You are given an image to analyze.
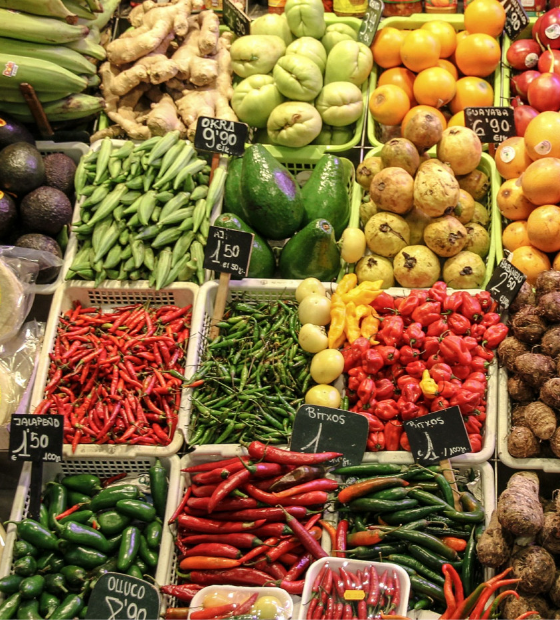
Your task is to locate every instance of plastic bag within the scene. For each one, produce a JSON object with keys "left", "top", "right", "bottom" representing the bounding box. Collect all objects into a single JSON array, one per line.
[{"left": 0, "top": 247, "right": 61, "bottom": 345}]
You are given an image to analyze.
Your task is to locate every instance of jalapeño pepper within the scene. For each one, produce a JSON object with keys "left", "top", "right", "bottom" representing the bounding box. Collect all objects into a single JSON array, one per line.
[
  {"left": 115, "top": 499, "right": 156, "bottom": 522},
  {"left": 60, "top": 566, "right": 87, "bottom": 589},
  {"left": 0, "top": 576, "right": 22, "bottom": 595},
  {"left": 59, "top": 510, "right": 93, "bottom": 526},
  {"left": 127, "top": 565, "right": 143, "bottom": 579},
  {"left": 105, "top": 534, "right": 123, "bottom": 555},
  {"left": 48, "top": 484, "right": 67, "bottom": 530},
  {"left": 88, "top": 557, "right": 118, "bottom": 580},
  {"left": 61, "top": 475, "right": 101, "bottom": 496},
  {"left": 63, "top": 545, "right": 107, "bottom": 570},
  {"left": 117, "top": 526, "right": 140, "bottom": 571},
  {"left": 37, "top": 554, "right": 64, "bottom": 574},
  {"left": 88, "top": 485, "right": 139, "bottom": 512},
  {"left": 49, "top": 594, "right": 84, "bottom": 620},
  {"left": 66, "top": 492, "right": 90, "bottom": 507},
  {"left": 43, "top": 574, "right": 67, "bottom": 596},
  {"left": 38, "top": 505, "right": 49, "bottom": 530},
  {"left": 60, "top": 522, "right": 109, "bottom": 553},
  {"left": 19, "top": 576, "right": 44, "bottom": 600},
  {"left": 97, "top": 510, "right": 131, "bottom": 536},
  {"left": 149, "top": 459, "right": 168, "bottom": 520},
  {"left": 39, "top": 592, "right": 60, "bottom": 619},
  {"left": 10, "top": 520, "right": 58, "bottom": 551},
  {"left": 138, "top": 535, "right": 158, "bottom": 568},
  {"left": 144, "top": 520, "right": 162, "bottom": 549},
  {"left": 13, "top": 541, "right": 37, "bottom": 560},
  {"left": 13, "top": 557, "right": 37, "bottom": 578},
  {"left": 0, "top": 593, "right": 20, "bottom": 620},
  {"left": 15, "top": 599, "right": 41, "bottom": 620}
]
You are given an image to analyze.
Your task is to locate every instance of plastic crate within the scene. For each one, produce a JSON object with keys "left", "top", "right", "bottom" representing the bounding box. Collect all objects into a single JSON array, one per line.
[
  {"left": 30, "top": 141, "right": 89, "bottom": 295},
  {"left": 361, "top": 149, "right": 500, "bottom": 288},
  {"left": 0, "top": 455, "right": 181, "bottom": 607},
  {"left": 61, "top": 139, "right": 227, "bottom": 286},
  {"left": 367, "top": 14, "right": 503, "bottom": 148},
  {"left": 29, "top": 281, "right": 198, "bottom": 458}
]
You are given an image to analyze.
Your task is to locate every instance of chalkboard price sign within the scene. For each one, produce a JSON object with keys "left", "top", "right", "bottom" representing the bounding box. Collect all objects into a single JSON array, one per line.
[
  {"left": 203, "top": 226, "right": 253, "bottom": 278},
  {"left": 223, "top": 0, "right": 251, "bottom": 36},
  {"left": 500, "top": 0, "right": 529, "bottom": 40},
  {"left": 358, "top": 0, "right": 384, "bottom": 46},
  {"left": 9, "top": 414, "right": 63, "bottom": 463},
  {"left": 194, "top": 116, "right": 248, "bottom": 157},
  {"left": 403, "top": 407, "right": 471, "bottom": 465},
  {"left": 290, "top": 405, "right": 368, "bottom": 468},
  {"left": 486, "top": 258, "right": 527, "bottom": 310},
  {"left": 86, "top": 573, "right": 160, "bottom": 620},
  {"left": 464, "top": 107, "right": 516, "bottom": 143}
]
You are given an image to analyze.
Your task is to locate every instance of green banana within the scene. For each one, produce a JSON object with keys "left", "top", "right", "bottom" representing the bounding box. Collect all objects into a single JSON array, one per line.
[
  {"left": 0, "top": 8, "right": 88, "bottom": 43},
  {"left": 66, "top": 29, "right": 106, "bottom": 60},
  {"left": 0, "top": 0, "right": 78, "bottom": 23},
  {"left": 0, "top": 39, "right": 96, "bottom": 75},
  {"left": 0, "top": 94, "right": 104, "bottom": 122}
]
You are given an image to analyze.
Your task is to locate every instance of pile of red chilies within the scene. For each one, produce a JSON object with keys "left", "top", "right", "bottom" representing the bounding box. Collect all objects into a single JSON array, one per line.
[
  {"left": 162, "top": 442, "right": 342, "bottom": 613},
  {"left": 307, "top": 562, "right": 402, "bottom": 620},
  {"left": 35, "top": 302, "right": 192, "bottom": 450}
]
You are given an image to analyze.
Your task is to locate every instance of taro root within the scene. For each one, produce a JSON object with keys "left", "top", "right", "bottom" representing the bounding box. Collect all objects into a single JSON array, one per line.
[
  {"left": 512, "top": 405, "right": 530, "bottom": 428},
  {"left": 476, "top": 509, "right": 511, "bottom": 568},
  {"left": 551, "top": 572, "right": 560, "bottom": 608},
  {"left": 536, "top": 269, "right": 560, "bottom": 300},
  {"left": 514, "top": 353, "right": 555, "bottom": 388},
  {"left": 539, "top": 512, "right": 560, "bottom": 554},
  {"left": 502, "top": 594, "right": 550, "bottom": 620},
  {"left": 540, "top": 378, "right": 560, "bottom": 409},
  {"left": 498, "top": 472, "right": 543, "bottom": 536},
  {"left": 507, "top": 426, "right": 540, "bottom": 459},
  {"left": 524, "top": 401, "right": 558, "bottom": 440},
  {"left": 508, "top": 376, "right": 535, "bottom": 402},
  {"left": 511, "top": 545, "right": 556, "bottom": 594},
  {"left": 510, "top": 281, "right": 537, "bottom": 314},
  {"left": 542, "top": 326, "right": 560, "bottom": 359},
  {"left": 550, "top": 426, "right": 560, "bottom": 458},
  {"left": 511, "top": 305, "right": 547, "bottom": 344},
  {"left": 539, "top": 292, "right": 560, "bottom": 323},
  {"left": 498, "top": 337, "right": 530, "bottom": 372}
]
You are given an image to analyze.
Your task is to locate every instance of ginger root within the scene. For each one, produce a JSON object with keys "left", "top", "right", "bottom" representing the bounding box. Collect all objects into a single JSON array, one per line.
[
  {"left": 146, "top": 93, "right": 187, "bottom": 137},
  {"left": 198, "top": 10, "right": 220, "bottom": 56}
]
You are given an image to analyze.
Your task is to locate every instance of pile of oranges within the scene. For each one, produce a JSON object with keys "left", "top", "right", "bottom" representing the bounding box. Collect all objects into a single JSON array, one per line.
[
  {"left": 369, "top": 0, "right": 505, "bottom": 131},
  {"left": 496, "top": 112, "right": 560, "bottom": 283}
]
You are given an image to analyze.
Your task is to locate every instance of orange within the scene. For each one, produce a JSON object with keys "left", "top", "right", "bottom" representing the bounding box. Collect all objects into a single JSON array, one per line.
[
  {"left": 450, "top": 30, "right": 470, "bottom": 65},
  {"left": 421, "top": 21, "right": 457, "bottom": 58},
  {"left": 413, "top": 67, "right": 457, "bottom": 108},
  {"left": 401, "top": 105, "right": 448, "bottom": 134},
  {"left": 372, "top": 28, "right": 407, "bottom": 69},
  {"left": 378, "top": 68, "right": 417, "bottom": 106},
  {"left": 524, "top": 111, "right": 560, "bottom": 160},
  {"left": 510, "top": 245, "right": 551, "bottom": 284},
  {"left": 369, "top": 85, "right": 411, "bottom": 126},
  {"left": 448, "top": 111, "right": 465, "bottom": 127},
  {"left": 400, "top": 30, "right": 441, "bottom": 73},
  {"left": 520, "top": 157, "right": 560, "bottom": 205},
  {"left": 497, "top": 178, "right": 536, "bottom": 220},
  {"left": 554, "top": 253, "right": 560, "bottom": 270},
  {"left": 527, "top": 205, "right": 560, "bottom": 252},
  {"left": 449, "top": 76, "right": 494, "bottom": 114},
  {"left": 502, "top": 221, "right": 531, "bottom": 252},
  {"left": 495, "top": 137, "right": 532, "bottom": 179},
  {"left": 455, "top": 34, "right": 501, "bottom": 78},
  {"left": 437, "top": 59, "right": 459, "bottom": 80},
  {"left": 464, "top": 0, "right": 506, "bottom": 37}
]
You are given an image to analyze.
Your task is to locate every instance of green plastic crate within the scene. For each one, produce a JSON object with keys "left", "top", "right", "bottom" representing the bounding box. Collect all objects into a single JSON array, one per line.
[
  {"left": 367, "top": 14, "right": 503, "bottom": 148},
  {"left": 358, "top": 147, "right": 500, "bottom": 287}
]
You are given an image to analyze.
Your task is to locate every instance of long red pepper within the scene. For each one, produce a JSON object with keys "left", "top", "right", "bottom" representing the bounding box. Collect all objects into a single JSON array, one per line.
[
  {"left": 285, "top": 553, "right": 313, "bottom": 581},
  {"left": 177, "top": 514, "right": 266, "bottom": 533},
  {"left": 160, "top": 584, "right": 203, "bottom": 602},
  {"left": 281, "top": 508, "right": 328, "bottom": 560},
  {"left": 190, "top": 506, "right": 308, "bottom": 522},
  {"left": 179, "top": 533, "right": 263, "bottom": 548},
  {"left": 248, "top": 441, "right": 343, "bottom": 465},
  {"left": 181, "top": 544, "right": 242, "bottom": 560},
  {"left": 188, "top": 497, "right": 258, "bottom": 512},
  {"left": 189, "top": 592, "right": 258, "bottom": 620},
  {"left": 336, "top": 520, "right": 348, "bottom": 558},
  {"left": 183, "top": 457, "right": 250, "bottom": 473},
  {"left": 180, "top": 568, "right": 273, "bottom": 587},
  {"left": 273, "top": 479, "right": 339, "bottom": 498}
]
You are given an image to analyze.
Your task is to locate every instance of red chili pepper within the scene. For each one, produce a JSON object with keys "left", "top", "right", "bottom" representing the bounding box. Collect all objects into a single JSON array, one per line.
[
  {"left": 375, "top": 400, "right": 399, "bottom": 421},
  {"left": 371, "top": 292, "right": 395, "bottom": 314},
  {"left": 412, "top": 301, "right": 441, "bottom": 326},
  {"left": 177, "top": 515, "right": 266, "bottom": 533},
  {"left": 273, "top": 479, "right": 339, "bottom": 499},
  {"left": 396, "top": 295, "right": 419, "bottom": 316},
  {"left": 397, "top": 399, "right": 420, "bottom": 421},
  {"left": 284, "top": 553, "right": 312, "bottom": 581},
  {"left": 476, "top": 290, "right": 496, "bottom": 313},
  {"left": 401, "top": 377, "right": 422, "bottom": 402},
  {"left": 426, "top": 317, "right": 448, "bottom": 337},
  {"left": 423, "top": 336, "right": 440, "bottom": 357},
  {"left": 357, "top": 377, "right": 376, "bottom": 403},
  {"left": 448, "top": 313, "right": 471, "bottom": 335},
  {"left": 189, "top": 592, "right": 258, "bottom": 619},
  {"left": 402, "top": 322, "right": 425, "bottom": 348},
  {"left": 375, "top": 379, "right": 396, "bottom": 401},
  {"left": 484, "top": 323, "right": 508, "bottom": 349},
  {"left": 188, "top": 497, "right": 258, "bottom": 512},
  {"left": 429, "top": 363, "right": 453, "bottom": 382},
  {"left": 335, "top": 519, "right": 348, "bottom": 558},
  {"left": 55, "top": 502, "right": 84, "bottom": 521},
  {"left": 160, "top": 584, "right": 203, "bottom": 603},
  {"left": 398, "top": 346, "right": 420, "bottom": 366},
  {"left": 362, "top": 349, "right": 384, "bottom": 375},
  {"left": 378, "top": 316, "right": 404, "bottom": 347},
  {"left": 442, "top": 537, "right": 468, "bottom": 552},
  {"left": 180, "top": 567, "right": 274, "bottom": 587},
  {"left": 280, "top": 508, "right": 328, "bottom": 560},
  {"left": 248, "top": 442, "right": 342, "bottom": 465},
  {"left": 384, "top": 419, "right": 403, "bottom": 451}
]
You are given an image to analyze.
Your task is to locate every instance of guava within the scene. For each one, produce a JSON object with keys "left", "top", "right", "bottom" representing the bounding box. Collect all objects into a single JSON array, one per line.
[
  {"left": 424, "top": 215, "right": 468, "bottom": 258},
  {"left": 393, "top": 245, "right": 441, "bottom": 288},
  {"left": 355, "top": 254, "right": 394, "bottom": 288},
  {"left": 443, "top": 251, "right": 486, "bottom": 289},
  {"left": 458, "top": 169, "right": 490, "bottom": 201},
  {"left": 452, "top": 189, "right": 475, "bottom": 224},
  {"left": 437, "top": 127, "right": 482, "bottom": 176},
  {"left": 403, "top": 109, "right": 443, "bottom": 153},
  {"left": 364, "top": 212, "right": 410, "bottom": 258},
  {"left": 356, "top": 157, "right": 383, "bottom": 189},
  {"left": 405, "top": 207, "right": 432, "bottom": 245},
  {"left": 360, "top": 198, "right": 378, "bottom": 227},
  {"left": 471, "top": 202, "right": 490, "bottom": 227},
  {"left": 370, "top": 167, "right": 414, "bottom": 215},
  {"left": 464, "top": 222, "right": 490, "bottom": 258},
  {"left": 381, "top": 138, "right": 420, "bottom": 176},
  {"left": 414, "top": 162, "right": 460, "bottom": 218}
]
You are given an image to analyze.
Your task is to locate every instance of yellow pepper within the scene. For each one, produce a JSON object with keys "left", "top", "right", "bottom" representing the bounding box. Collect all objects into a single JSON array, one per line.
[
  {"left": 328, "top": 293, "right": 346, "bottom": 349},
  {"left": 337, "top": 273, "right": 357, "bottom": 296},
  {"left": 419, "top": 370, "right": 438, "bottom": 399},
  {"left": 341, "top": 280, "right": 384, "bottom": 306},
  {"left": 344, "top": 302, "right": 362, "bottom": 344},
  {"left": 361, "top": 309, "right": 380, "bottom": 342}
]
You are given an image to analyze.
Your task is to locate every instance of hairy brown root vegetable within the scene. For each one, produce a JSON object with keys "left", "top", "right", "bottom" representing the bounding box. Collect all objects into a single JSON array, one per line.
[
  {"left": 524, "top": 401, "right": 558, "bottom": 440},
  {"left": 508, "top": 426, "right": 540, "bottom": 458},
  {"left": 515, "top": 353, "right": 556, "bottom": 388},
  {"left": 551, "top": 573, "right": 560, "bottom": 608},
  {"left": 539, "top": 292, "right": 560, "bottom": 323},
  {"left": 512, "top": 405, "right": 530, "bottom": 428},
  {"left": 549, "top": 426, "right": 560, "bottom": 458},
  {"left": 511, "top": 545, "right": 556, "bottom": 593},
  {"left": 512, "top": 305, "right": 548, "bottom": 344},
  {"left": 536, "top": 269, "right": 560, "bottom": 300},
  {"left": 539, "top": 512, "right": 560, "bottom": 554},
  {"left": 498, "top": 471, "right": 544, "bottom": 536},
  {"left": 502, "top": 594, "right": 550, "bottom": 620},
  {"left": 476, "top": 509, "right": 511, "bottom": 568},
  {"left": 510, "top": 281, "right": 537, "bottom": 314},
  {"left": 508, "top": 376, "right": 536, "bottom": 402},
  {"left": 540, "top": 378, "right": 560, "bottom": 410},
  {"left": 541, "top": 326, "right": 560, "bottom": 359},
  {"left": 498, "top": 337, "right": 530, "bottom": 372}
]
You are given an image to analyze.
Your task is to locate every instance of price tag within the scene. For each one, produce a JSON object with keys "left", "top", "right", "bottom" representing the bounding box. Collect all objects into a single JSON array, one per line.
[
  {"left": 9, "top": 414, "right": 63, "bottom": 463},
  {"left": 358, "top": 0, "right": 384, "bottom": 46},
  {"left": 464, "top": 107, "right": 516, "bottom": 143},
  {"left": 344, "top": 590, "right": 366, "bottom": 601},
  {"left": 223, "top": 0, "right": 251, "bottom": 36},
  {"left": 194, "top": 116, "right": 248, "bottom": 157},
  {"left": 486, "top": 258, "right": 527, "bottom": 310},
  {"left": 290, "top": 405, "right": 368, "bottom": 468},
  {"left": 403, "top": 407, "right": 471, "bottom": 465},
  {"left": 86, "top": 573, "right": 160, "bottom": 620},
  {"left": 203, "top": 226, "right": 253, "bottom": 278},
  {"left": 500, "top": 0, "right": 529, "bottom": 40}
]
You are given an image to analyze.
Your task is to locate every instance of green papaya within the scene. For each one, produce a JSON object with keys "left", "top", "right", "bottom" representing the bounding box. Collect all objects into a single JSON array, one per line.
[
  {"left": 301, "top": 154, "right": 350, "bottom": 238},
  {"left": 279, "top": 218, "right": 340, "bottom": 280},
  {"left": 241, "top": 145, "right": 304, "bottom": 240},
  {"left": 214, "top": 213, "right": 276, "bottom": 278},
  {"left": 223, "top": 157, "right": 250, "bottom": 222}
]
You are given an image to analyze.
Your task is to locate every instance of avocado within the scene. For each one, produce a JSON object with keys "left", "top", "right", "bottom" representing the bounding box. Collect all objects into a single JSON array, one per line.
[
  {"left": 0, "top": 191, "right": 17, "bottom": 237},
  {"left": 223, "top": 157, "right": 250, "bottom": 222},
  {"left": 279, "top": 218, "right": 340, "bottom": 280},
  {"left": 241, "top": 145, "right": 304, "bottom": 240},
  {"left": 20, "top": 186, "right": 72, "bottom": 235},
  {"left": 0, "top": 114, "right": 35, "bottom": 150},
  {"left": 214, "top": 213, "right": 276, "bottom": 278},
  {"left": 0, "top": 142, "right": 45, "bottom": 196},
  {"left": 44, "top": 153, "right": 76, "bottom": 196},
  {"left": 15, "top": 233, "right": 62, "bottom": 284},
  {"left": 301, "top": 155, "right": 350, "bottom": 239}
]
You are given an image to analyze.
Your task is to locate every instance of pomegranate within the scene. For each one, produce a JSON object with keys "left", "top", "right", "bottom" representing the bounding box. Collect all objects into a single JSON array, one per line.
[
  {"left": 535, "top": 8, "right": 560, "bottom": 50},
  {"left": 507, "top": 39, "right": 542, "bottom": 70},
  {"left": 514, "top": 104, "right": 539, "bottom": 136},
  {"left": 511, "top": 70, "right": 541, "bottom": 101},
  {"left": 538, "top": 49, "right": 560, "bottom": 75},
  {"left": 528, "top": 71, "right": 560, "bottom": 111}
]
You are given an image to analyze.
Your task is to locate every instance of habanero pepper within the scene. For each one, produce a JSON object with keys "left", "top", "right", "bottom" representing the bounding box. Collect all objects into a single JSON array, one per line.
[
  {"left": 377, "top": 346, "right": 400, "bottom": 366},
  {"left": 474, "top": 345, "right": 494, "bottom": 362},
  {"left": 468, "top": 372, "right": 486, "bottom": 383},
  {"left": 375, "top": 378, "right": 396, "bottom": 400},
  {"left": 468, "top": 433, "right": 482, "bottom": 453},
  {"left": 367, "top": 431, "right": 385, "bottom": 452},
  {"left": 427, "top": 317, "right": 449, "bottom": 337},
  {"left": 385, "top": 420, "right": 404, "bottom": 451},
  {"left": 462, "top": 379, "right": 486, "bottom": 395},
  {"left": 449, "top": 391, "right": 481, "bottom": 415},
  {"left": 396, "top": 295, "right": 419, "bottom": 316},
  {"left": 397, "top": 399, "right": 420, "bottom": 421},
  {"left": 423, "top": 337, "right": 441, "bottom": 358},
  {"left": 356, "top": 412, "right": 385, "bottom": 432},
  {"left": 363, "top": 349, "right": 384, "bottom": 375},
  {"left": 451, "top": 365, "right": 471, "bottom": 380},
  {"left": 399, "top": 346, "right": 421, "bottom": 365},
  {"left": 429, "top": 281, "right": 449, "bottom": 304},
  {"left": 377, "top": 316, "right": 404, "bottom": 347},
  {"left": 412, "top": 301, "right": 441, "bottom": 326},
  {"left": 462, "top": 336, "right": 478, "bottom": 351},
  {"left": 460, "top": 293, "right": 482, "bottom": 322},
  {"left": 448, "top": 313, "right": 470, "bottom": 335},
  {"left": 437, "top": 381, "right": 457, "bottom": 399},
  {"left": 443, "top": 291, "right": 464, "bottom": 313},
  {"left": 440, "top": 335, "right": 472, "bottom": 366},
  {"left": 375, "top": 399, "right": 399, "bottom": 421},
  {"left": 412, "top": 289, "right": 430, "bottom": 304},
  {"left": 400, "top": 432, "right": 411, "bottom": 451},
  {"left": 371, "top": 292, "right": 395, "bottom": 314},
  {"left": 465, "top": 417, "right": 482, "bottom": 434},
  {"left": 347, "top": 367, "right": 367, "bottom": 392},
  {"left": 484, "top": 324, "right": 509, "bottom": 349},
  {"left": 430, "top": 363, "right": 453, "bottom": 382},
  {"left": 470, "top": 323, "right": 487, "bottom": 342},
  {"left": 480, "top": 312, "right": 500, "bottom": 327},
  {"left": 471, "top": 356, "right": 490, "bottom": 373},
  {"left": 357, "top": 378, "right": 376, "bottom": 403},
  {"left": 426, "top": 353, "right": 443, "bottom": 369},
  {"left": 431, "top": 397, "right": 450, "bottom": 412},
  {"left": 342, "top": 347, "right": 362, "bottom": 374},
  {"left": 401, "top": 379, "right": 422, "bottom": 403},
  {"left": 476, "top": 290, "right": 496, "bottom": 312},
  {"left": 390, "top": 365, "right": 406, "bottom": 381},
  {"left": 403, "top": 322, "right": 425, "bottom": 348},
  {"left": 406, "top": 361, "right": 426, "bottom": 379}
]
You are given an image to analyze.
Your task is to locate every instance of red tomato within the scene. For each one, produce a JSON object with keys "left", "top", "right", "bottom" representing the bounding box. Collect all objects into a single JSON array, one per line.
[{"left": 507, "top": 39, "right": 542, "bottom": 70}]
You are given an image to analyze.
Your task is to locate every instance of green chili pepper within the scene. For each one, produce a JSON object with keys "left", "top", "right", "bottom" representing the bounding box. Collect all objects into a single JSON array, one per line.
[
  {"left": 105, "top": 534, "right": 123, "bottom": 555},
  {"left": 60, "top": 522, "right": 109, "bottom": 553},
  {"left": 36, "top": 553, "right": 64, "bottom": 574},
  {"left": 66, "top": 492, "right": 90, "bottom": 507},
  {"left": 39, "top": 592, "right": 60, "bottom": 618},
  {"left": 61, "top": 474, "right": 102, "bottom": 496},
  {"left": 47, "top": 484, "right": 67, "bottom": 530},
  {"left": 443, "top": 492, "right": 485, "bottom": 524},
  {"left": 0, "top": 593, "right": 20, "bottom": 619},
  {"left": 59, "top": 510, "right": 93, "bottom": 526},
  {"left": 126, "top": 565, "right": 143, "bottom": 579},
  {"left": 408, "top": 544, "right": 462, "bottom": 572},
  {"left": 88, "top": 557, "right": 118, "bottom": 580},
  {"left": 462, "top": 524, "right": 482, "bottom": 597},
  {"left": 18, "top": 575, "right": 44, "bottom": 600},
  {"left": 63, "top": 545, "right": 107, "bottom": 570},
  {"left": 15, "top": 599, "right": 41, "bottom": 620},
  {"left": 97, "top": 510, "right": 131, "bottom": 537},
  {"left": 349, "top": 498, "right": 419, "bottom": 513},
  {"left": 13, "top": 557, "right": 37, "bottom": 578},
  {"left": 144, "top": 520, "right": 162, "bottom": 549},
  {"left": 409, "top": 575, "right": 445, "bottom": 603},
  {"left": 0, "top": 576, "right": 23, "bottom": 595},
  {"left": 49, "top": 594, "right": 83, "bottom": 620},
  {"left": 60, "top": 566, "right": 87, "bottom": 589},
  {"left": 117, "top": 526, "right": 140, "bottom": 571},
  {"left": 88, "top": 485, "right": 139, "bottom": 512},
  {"left": 9, "top": 520, "right": 59, "bottom": 551},
  {"left": 384, "top": 529, "right": 459, "bottom": 561},
  {"left": 138, "top": 535, "right": 158, "bottom": 568},
  {"left": 43, "top": 574, "right": 67, "bottom": 596},
  {"left": 387, "top": 555, "right": 444, "bottom": 585},
  {"left": 13, "top": 541, "right": 37, "bottom": 560},
  {"left": 382, "top": 505, "right": 444, "bottom": 525},
  {"left": 115, "top": 499, "right": 155, "bottom": 522},
  {"left": 133, "top": 557, "right": 147, "bottom": 573}
]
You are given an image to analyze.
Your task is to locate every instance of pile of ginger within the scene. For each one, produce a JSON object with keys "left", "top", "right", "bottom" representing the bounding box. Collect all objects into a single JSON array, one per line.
[{"left": 93, "top": 0, "right": 237, "bottom": 142}]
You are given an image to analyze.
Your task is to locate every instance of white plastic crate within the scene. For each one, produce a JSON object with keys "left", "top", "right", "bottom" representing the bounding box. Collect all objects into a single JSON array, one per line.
[
  {"left": 61, "top": 139, "right": 226, "bottom": 286},
  {"left": 29, "top": 280, "right": 198, "bottom": 458},
  {"left": 29, "top": 141, "right": 89, "bottom": 295},
  {"left": 0, "top": 455, "right": 181, "bottom": 604},
  {"left": 187, "top": 282, "right": 496, "bottom": 464}
]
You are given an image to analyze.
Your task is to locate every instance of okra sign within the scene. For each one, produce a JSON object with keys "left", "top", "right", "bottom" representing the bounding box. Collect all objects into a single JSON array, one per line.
[
  {"left": 86, "top": 573, "right": 160, "bottom": 620},
  {"left": 194, "top": 116, "right": 248, "bottom": 157},
  {"left": 290, "top": 405, "right": 368, "bottom": 467}
]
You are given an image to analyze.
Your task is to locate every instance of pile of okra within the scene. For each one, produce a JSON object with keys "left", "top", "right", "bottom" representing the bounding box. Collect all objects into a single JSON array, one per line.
[
  {"left": 188, "top": 297, "right": 313, "bottom": 445},
  {"left": 334, "top": 462, "right": 485, "bottom": 614}
]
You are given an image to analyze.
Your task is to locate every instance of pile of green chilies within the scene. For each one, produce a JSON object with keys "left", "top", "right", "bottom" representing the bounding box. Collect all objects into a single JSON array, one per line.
[{"left": 188, "top": 298, "right": 312, "bottom": 445}]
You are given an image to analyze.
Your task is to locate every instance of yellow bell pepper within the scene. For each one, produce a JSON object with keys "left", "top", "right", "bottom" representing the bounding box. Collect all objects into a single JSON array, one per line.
[
  {"left": 337, "top": 273, "right": 357, "bottom": 296},
  {"left": 341, "top": 280, "right": 383, "bottom": 306},
  {"left": 328, "top": 293, "right": 346, "bottom": 349},
  {"left": 344, "top": 302, "right": 362, "bottom": 344},
  {"left": 420, "top": 370, "right": 438, "bottom": 399}
]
